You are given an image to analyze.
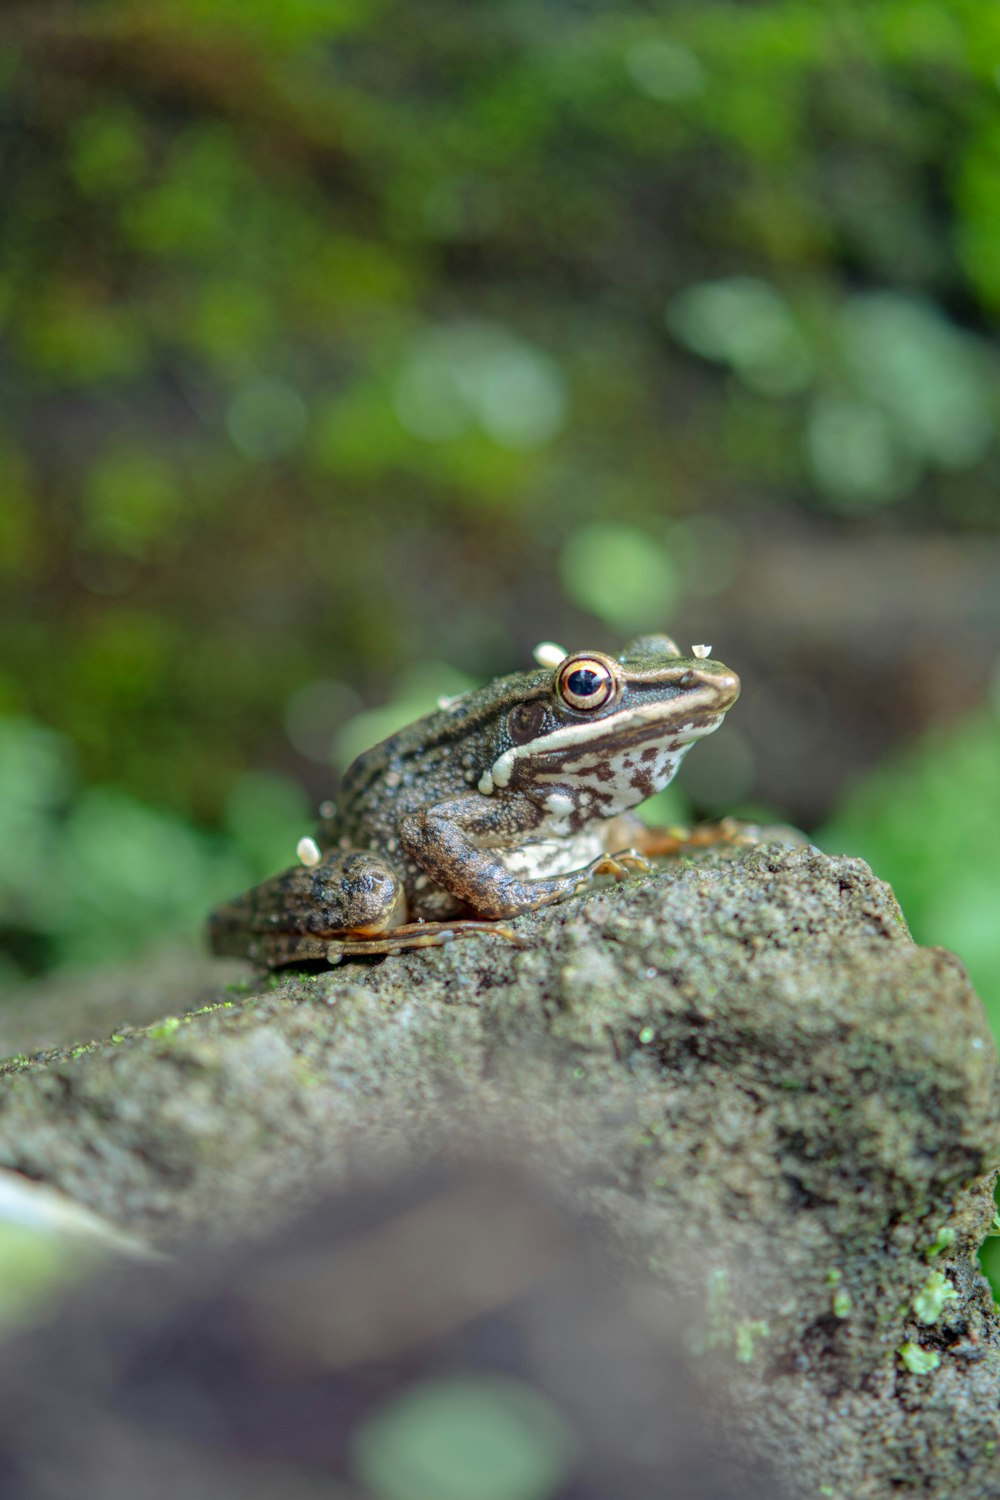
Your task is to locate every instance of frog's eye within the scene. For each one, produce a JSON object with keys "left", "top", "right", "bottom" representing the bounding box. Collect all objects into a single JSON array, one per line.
[{"left": 555, "top": 656, "right": 618, "bottom": 712}]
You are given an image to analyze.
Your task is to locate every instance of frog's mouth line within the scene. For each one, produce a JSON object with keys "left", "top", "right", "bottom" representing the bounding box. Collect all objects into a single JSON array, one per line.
[{"left": 479, "top": 692, "right": 729, "bottom": 794}]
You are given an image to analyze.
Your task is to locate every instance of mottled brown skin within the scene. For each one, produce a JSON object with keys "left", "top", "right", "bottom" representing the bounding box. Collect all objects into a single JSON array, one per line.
[{"left": 208, "top": 635, "right": 741, "bottom": 966}]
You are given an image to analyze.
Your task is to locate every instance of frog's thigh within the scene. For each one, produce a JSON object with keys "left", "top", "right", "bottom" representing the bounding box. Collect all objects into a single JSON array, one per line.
[{"left": 208, "top": 850, "right": 406, "bottom": 965}]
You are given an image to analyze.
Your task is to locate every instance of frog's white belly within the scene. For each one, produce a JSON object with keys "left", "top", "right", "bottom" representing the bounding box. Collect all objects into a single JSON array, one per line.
[{"left": 495, "top": 827, "right": 606, "bottom": 881}]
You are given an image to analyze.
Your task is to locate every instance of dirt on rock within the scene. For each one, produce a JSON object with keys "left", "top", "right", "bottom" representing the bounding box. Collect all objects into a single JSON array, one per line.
[{"left": 1, "top": 842, "right": 999, "bottom": 1498}]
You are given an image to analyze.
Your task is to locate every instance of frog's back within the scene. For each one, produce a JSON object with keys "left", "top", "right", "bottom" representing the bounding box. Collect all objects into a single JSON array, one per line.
[{"left": 332, "top": 668, "right": 545, "bottom": 847}]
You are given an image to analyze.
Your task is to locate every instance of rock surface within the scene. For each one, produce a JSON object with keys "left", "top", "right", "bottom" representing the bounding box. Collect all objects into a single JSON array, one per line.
[{"left": 1, "top": 843, "right": 999, "bottom": 1498}]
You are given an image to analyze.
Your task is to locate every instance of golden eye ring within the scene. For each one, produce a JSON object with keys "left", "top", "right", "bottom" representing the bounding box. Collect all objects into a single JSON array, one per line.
[{"left": 555, "top": 655, "right": 619, "bottom": 712}]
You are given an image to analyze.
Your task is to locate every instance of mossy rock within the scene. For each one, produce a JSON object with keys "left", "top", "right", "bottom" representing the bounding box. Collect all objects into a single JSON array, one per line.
[{"left": 1, "top": 843, "right": 999, "bottom": 1497}]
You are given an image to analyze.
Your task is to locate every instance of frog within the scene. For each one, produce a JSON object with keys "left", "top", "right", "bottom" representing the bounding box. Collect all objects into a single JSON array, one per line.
[{"left": 207, "top": 633, "right": 741, "bottom": 968}]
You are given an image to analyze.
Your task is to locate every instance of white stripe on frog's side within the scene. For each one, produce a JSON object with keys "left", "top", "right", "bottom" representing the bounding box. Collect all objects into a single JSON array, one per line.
[{"left": 479, "top": 698, "right": 723, "bottom": 797}]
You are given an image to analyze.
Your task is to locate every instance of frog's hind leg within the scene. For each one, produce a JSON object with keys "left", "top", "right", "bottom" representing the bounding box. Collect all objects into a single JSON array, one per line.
[
  {"left": 605, "top": 814, "right": 764, "bottom": 859},
  {"left": 208, "top": 850, "right": 407, "bottom": 969},
  {"left": 208, "top": 851, "right": 527, "bottom": 969}
]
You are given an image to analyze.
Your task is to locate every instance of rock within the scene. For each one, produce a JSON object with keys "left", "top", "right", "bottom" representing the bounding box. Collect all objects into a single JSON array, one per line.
[
  {"left": 0, "top": 842, "right": 999, "bottom": 1497},
  {"left": 0, "top": 942, "right": 247, "bottom": 1058}
]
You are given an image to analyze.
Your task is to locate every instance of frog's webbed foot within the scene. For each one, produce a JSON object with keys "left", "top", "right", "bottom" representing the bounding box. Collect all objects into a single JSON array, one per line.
[
  {"left": 587, "top": 849, "right": 654, "bottom": 881},
  {"left": 325, "top": 919, "right": 528, "bottom": 963},
  {"left": 551, "top": 848, "right": 654, "bottom": 903},
  {"left": 493, "top": 849, "right": 653, "bottom": 917}
]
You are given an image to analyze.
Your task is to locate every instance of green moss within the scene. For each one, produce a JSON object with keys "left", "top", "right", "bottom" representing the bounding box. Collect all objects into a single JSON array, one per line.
[
  {"left": 689, "top": 1265, "right": 734, "bottom": 1356},
  {"left": 899, "top": 1343, "right": 940, "bottom": 1376},
  {"left": 735, "top": 1319, "right": 770, "bottom": 1364},
  {"left": 913, "top": 1271, "right": 959, "bottom": 1326},
  {"left": 832, "top": 1289, "right": 852, "bottom": 1319},
  {"left": 293, "top": 1057, "right": 321, "bottom": 1087},
  {"left": 147, "top": 1016, "right": 182, "bottom": 1041},
  {"left": 925, "top": 1227, "right": 956, "bottom": 1257}
]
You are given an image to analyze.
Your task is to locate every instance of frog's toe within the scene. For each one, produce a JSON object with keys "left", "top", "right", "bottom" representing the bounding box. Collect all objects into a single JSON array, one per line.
[
  {"left": 326, "top": 918, "right": 528, "bottom": 961},
  {"left": 617, "top": 849, "right": 654, "bottom": 872},
  {"left": 592, "top": 849, "right": 654, "bottom": 880}
]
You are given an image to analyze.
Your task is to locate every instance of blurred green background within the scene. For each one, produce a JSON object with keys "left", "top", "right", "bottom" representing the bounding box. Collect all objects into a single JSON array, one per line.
[{"left": 1, "top": 1, "right": 998, "bottom": 1027}]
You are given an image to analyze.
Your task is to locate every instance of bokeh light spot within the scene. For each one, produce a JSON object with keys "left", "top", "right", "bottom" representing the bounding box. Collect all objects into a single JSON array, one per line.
[
  {"left": 393, "top": 323, "right": 567, "bottom": 449},
  {"left": 333, "top": 662, "right": 475, "bottom": 769},
  {"left": 351, "top": 1374, "right": 576, "bottom": 1500},
  {"left": 839, "top": 293, "right": 996, "bottom": 470},
  {"left": 393, "top": 341, "right": 469, "bottom": 442},
  {"left": 668, "top": 278, "right": 813, "bottom": 395},
  {"left": 224, "top": 772, "right": 312, "bottom": 873},
  {"left": 474, "top": 345, "right": 567, "bottom": 449},
  {"left": 227, "top": 378, "right": 308, "bottom": 460},
  {"left": 285, "top": 678, "right": 362, "bottom": 764},
  {"left": 625, "top": 38, "right": 705, "bottom": 101},
  {"left": 559, "top": 524, "right": 678, "bottom": 634},
  {"left": 805, "top": 398, "right": 914, "bottom": 508},
  {"left": 69, "top": 106, "right": 146, "bottom": 198},
  {"left": 82, "top": 448, "right": 180, "bottom": 554}
]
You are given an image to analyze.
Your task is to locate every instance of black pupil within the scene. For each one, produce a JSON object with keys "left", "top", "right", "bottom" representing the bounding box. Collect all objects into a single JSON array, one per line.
[{"left": 567, "top": 667, "right": 602, "bottom": 699}]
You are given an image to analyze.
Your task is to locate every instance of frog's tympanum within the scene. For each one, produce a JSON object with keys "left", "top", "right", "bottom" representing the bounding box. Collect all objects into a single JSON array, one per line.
[{"left": 208, "top": 634, "right": 741, "bottom": 967}]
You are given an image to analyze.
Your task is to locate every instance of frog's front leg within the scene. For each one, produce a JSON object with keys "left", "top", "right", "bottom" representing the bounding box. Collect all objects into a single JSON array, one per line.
[
  {"left": 208, "top": 851, "right": 407, "bottom": 967},
  {"left": 399, "top": 794, "right": 649, "bottom": 920}
]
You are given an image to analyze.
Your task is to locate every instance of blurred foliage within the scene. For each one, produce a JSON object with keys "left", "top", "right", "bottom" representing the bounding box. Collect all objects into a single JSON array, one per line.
[
  {"left": 821, "top": 696, "right": 1000, "bottom": 1032},
  {"left": 0, "top": 1, "right": 999, "bottom": 989},
  {"left": 0, "top": 715, "right": 308, "bottom": 984},
  {"left": 0, "top": 1224, "right": 90, "bottom": 1333}
]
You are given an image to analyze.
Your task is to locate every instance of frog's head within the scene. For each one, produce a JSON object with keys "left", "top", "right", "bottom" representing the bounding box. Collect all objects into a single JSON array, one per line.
[{"left": 479, "top": 634, "right": 740, "bottom": 823}]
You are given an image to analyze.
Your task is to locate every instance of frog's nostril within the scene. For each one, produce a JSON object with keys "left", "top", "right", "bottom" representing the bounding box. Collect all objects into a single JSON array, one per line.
[{"left": 678, "top": 671, "right": 695, "bottom": 689}]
